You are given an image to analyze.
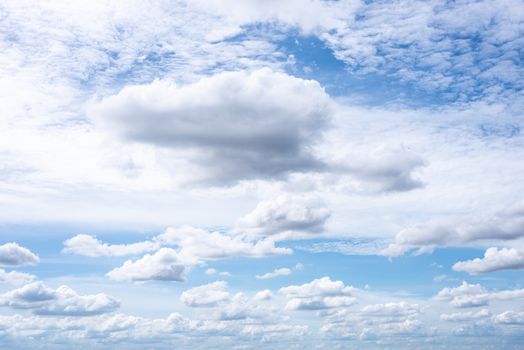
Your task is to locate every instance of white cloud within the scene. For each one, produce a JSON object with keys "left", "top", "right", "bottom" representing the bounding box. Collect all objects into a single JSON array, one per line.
[
  {"left": 180, "top": 282, "right": 282, "bottom": 323},
  {"left": 90, "top": 69, "right": 332, "bottom": 185},
  {"left": 0, "top": 243, "right": 39, "bottom": 267},
  {"left": 440, "top": 309, "right": 491, "bottom": 322},
  {"left": 285, "top": 295, "right": 356, "bottom": 310},
  {"left": 180, "top": 281, "right": 230, "bottom": 307},
  {"left": 0, "top": 282, "right": 119, "bottom": 316},
  {"left": 493, "top": 310, "right": 524, "bottom": 325},
  {"left": 382, "top": 201, "right": 524, "bottom": 256},
  {"left": 216, "top": 293, "right": 277, "bottom": 321},
  {"left": 0, "top": 305, "right": 309, "bottom": 347},
  {"left": 106, "top": 248, "right": 187, "bottom": 282},
  {"left": 435, "top": 282, "right": 489, "bottom": 308},
  {"left": 256, "top": 268, "right": 291, "bottom": 280},
  {"left": 280, "top": 276, "right": 355, "bottom": 298},
  {"left": 157, "top": 226, "right": 291, "bottom": 263},
  {"left": 205, "top": 268, "right": 231, "bottom": 277},
  {"left": 279, "top": 276, "right": 356, "bottom": 310},
  {"left": 70, "top": 224, "right": 290, "bottom": 282},
  {"left": 255, "top": 262, "right": 303, "bottom": 279},
  {"left": 235, "top": 195, "right": 331, "bottom": 239},
  {"left": 0, "top": 268, "right": 35, "bottom": 286},
  {"left": 453, "top": 247, "right": 524, "bottom": 274},
  {"left": 253, "top": 289, "right": 273, "bottom": 301},
  {"left": 63, "top": 234, "right": 159, "bottom": 257},
  {"left": 360, "top": 302, "right": 419, "bottom": 318},
  {"left": 192, "top": 0, "right": 351, "bottom": 36},
  {"left": 435, "top": 281, "right": 524, "bottom": 308},
  {"left": 323, "top": 0, "right": 524, "bottom": 100}
]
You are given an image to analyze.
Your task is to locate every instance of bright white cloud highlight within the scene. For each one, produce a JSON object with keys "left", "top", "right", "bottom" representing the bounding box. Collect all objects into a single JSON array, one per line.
[
  {"left": 106, "top": 248, "right": 187, "bottom": 282},
  {"left": 279, "top": 276, "right": 355, "bottom": 310},
  {"left": 256, "top": 268, "right": 292, "bottom": 280},
  {"left": 63, "top": 234, "right": 159, "bottom": 257},
  {"left": 236, "top": 195, "right": 331, "bottom": 239},
  {"left": 157, "top": 226, "right": 291, "bottom": 262},
  {"left": 254, "top": 289, "right": 273, "bottom": 301},
  {"left": 180, "top": 281, "right": 230, "bottom": 307},
  {"left": 453, "top": 247, "right": 524, "bottom": 274}
]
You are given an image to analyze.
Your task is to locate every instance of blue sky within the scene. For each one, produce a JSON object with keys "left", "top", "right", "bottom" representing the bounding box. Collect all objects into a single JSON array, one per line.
[{"left": 1, "top": 0, "right": 524, "bottom": 349}]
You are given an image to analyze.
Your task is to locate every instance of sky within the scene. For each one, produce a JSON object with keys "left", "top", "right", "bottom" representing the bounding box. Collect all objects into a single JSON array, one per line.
[{"left": 0, "top": 0, "right": 524, "bottom": 349}]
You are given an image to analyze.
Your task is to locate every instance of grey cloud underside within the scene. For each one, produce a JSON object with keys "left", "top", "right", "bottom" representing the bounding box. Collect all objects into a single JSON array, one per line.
[
  {"left": 383, "top": 201, "right": 524, "bottom": 256},
  {"left": 93, "top": 70, "right": 331, "bottom": 185}
]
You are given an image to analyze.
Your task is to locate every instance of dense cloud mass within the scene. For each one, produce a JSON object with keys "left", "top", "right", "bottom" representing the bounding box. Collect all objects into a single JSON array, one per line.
[{"left": 91, "top": 69, "right": 332, "bottom": 185}]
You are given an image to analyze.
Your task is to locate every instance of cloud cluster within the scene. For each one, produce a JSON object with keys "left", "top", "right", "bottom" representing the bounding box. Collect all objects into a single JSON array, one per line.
[
  {"left": 102, "top": 226, "right": 290, "bottom": 282},
  {"left": 322, "top": 0, "right": 524, "bottom": 101},
  {"left": 90, "top": 69, "right": 332, "bottom": 185},
  {"left": 0, "top": 269, "right": 35, "bottom": 286},
  {"left": 360, "top": 302, "right": 419, "bottom": 318},
  {"left": 180, "top": 281, "right": 231, "bottom": 308},
  {"left": 192, "top": 0, "right": 524, "bottom": 102},
  {"left": 64, "top": 196, "right": 330, "bottom": 282},
  {"left": 63, "top": 234, "right": 159, "bottom": 257},
  {"left": 157, "top": 226, "right": 290, "bottom": 261},
  {"left": 382, "top": 201, "right": 524, "bottom": 257},
  {"left": 106, "top": 248, "right": 187, "bottom": 282},
  {"left": 179, "top": 282, "right": 285, "bottom": 324},
  {"left": 279, "top": 277, "right": 356, "bottom": 310},
  {"left": 435, "top": 281, "right": 524, "bottom": 308},
  {"left": 0, "top": 282, "right": 119, "bottom": 316},
  {"left": 493, "top": 311, "right": 524, "bottom": 325}
]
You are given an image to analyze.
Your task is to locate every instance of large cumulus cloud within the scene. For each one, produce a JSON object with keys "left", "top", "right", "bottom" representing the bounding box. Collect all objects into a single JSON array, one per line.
[{"left": 90, "top": 69, "right": 332, "bottom": 185}]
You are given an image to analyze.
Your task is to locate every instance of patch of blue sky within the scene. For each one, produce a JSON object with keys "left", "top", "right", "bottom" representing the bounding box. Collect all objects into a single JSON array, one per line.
[
  {"left": 0, "top": 224, "right": 156, "bottom": 279},
  {"left": 276, "top": 34, "right": 453, "bottom": 107},
  {"left": 479, "top": 122, "right": 521, "bottom": 139},
  {"left": 78, "top": 45, "right": 178, "bottom": 93}
]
